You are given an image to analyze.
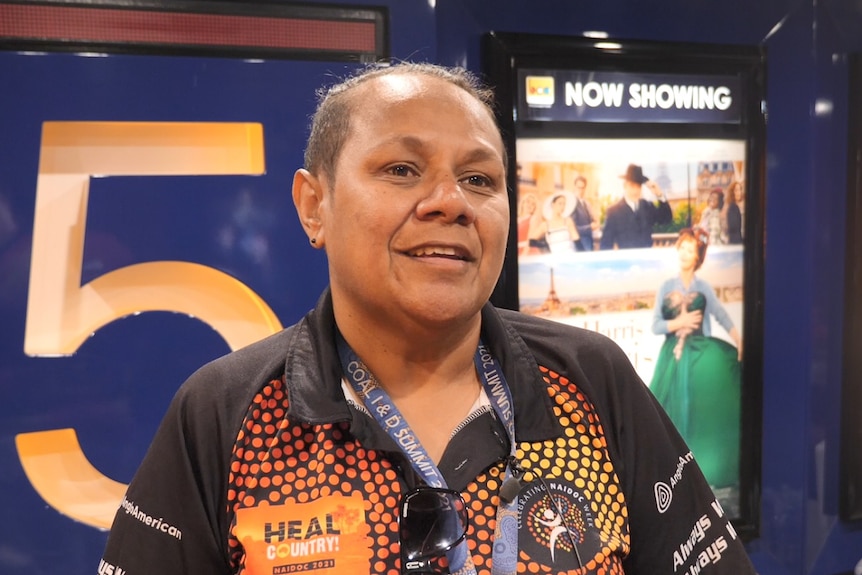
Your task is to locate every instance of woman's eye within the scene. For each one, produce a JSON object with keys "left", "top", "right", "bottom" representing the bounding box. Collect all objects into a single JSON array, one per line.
[
  {"left": 463, "top": 174, "right": 493, "bottom": 188},
  {"left": 387, "top": 164, "right": 416, "bottom": 177}
]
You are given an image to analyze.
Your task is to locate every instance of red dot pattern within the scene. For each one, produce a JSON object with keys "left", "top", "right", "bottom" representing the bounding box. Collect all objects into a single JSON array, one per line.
[{"left": 227, "top": 368, "right": 631, "bottom": 574}]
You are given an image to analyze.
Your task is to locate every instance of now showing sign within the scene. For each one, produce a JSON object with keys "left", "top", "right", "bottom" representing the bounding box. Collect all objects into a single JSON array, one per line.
[{"left": 519, "top": 69, "right": 743, "bottom": 124}]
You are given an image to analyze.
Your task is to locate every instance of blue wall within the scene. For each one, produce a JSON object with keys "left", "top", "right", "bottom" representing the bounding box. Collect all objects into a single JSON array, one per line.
[
  {"left": 1, "top": 0, "right": 861, "bottom": 573},
  {"left": 427, "top": 0, "right": 862, "bottom": 573}
]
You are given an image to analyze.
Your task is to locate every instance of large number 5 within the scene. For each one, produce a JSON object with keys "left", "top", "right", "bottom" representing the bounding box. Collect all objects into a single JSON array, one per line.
[{"left": 16, "top": 121, "right": 283, "bottom": 529}]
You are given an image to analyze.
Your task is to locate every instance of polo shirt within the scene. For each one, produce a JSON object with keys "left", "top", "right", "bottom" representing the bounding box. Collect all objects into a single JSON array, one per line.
[{"left": 98, "top": 289, "right": 755, "bottom": 575}]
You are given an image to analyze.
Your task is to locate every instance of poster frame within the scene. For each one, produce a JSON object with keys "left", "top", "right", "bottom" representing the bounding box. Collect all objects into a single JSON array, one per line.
[
  {"left": 840, "top": 52, "right": 862, "bottom": 523},
  {"left": 482, "top": 31, "right": 765, "bottom": 539}
]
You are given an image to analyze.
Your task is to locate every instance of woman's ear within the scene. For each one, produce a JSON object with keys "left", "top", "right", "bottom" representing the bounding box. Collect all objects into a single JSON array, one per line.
[{"left": 292, "top": 168, "right": 326, "bottom": 247}]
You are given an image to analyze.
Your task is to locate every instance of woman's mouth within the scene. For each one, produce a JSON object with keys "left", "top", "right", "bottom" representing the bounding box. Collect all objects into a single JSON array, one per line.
[{"left": 407, "top": 246, "right": 470, "bottom": 261}]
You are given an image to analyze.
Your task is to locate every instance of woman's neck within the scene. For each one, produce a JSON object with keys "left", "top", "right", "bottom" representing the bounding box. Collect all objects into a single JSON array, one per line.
[
  {"left": 336, "top": 310, "right": 483, "bottom": 463},
  {"left": 679, "top": 269, "right": 696, "bottom": 289},
  {"left": 335, "top": 304, "right": 482, "bottom": 396}
]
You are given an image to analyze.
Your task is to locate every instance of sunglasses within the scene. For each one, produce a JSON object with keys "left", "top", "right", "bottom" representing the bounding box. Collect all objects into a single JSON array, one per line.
[
  {"left": 399, "top": 487, "right": 469, "bottom": 574},
  {"left": 398, "top": 477, "right": 584, "bottom": 574}
]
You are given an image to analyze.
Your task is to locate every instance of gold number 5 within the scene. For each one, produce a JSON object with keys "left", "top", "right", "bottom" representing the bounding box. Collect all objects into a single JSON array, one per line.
[{"left": 16, "top": 121, "right": 283, "bottom": 529}]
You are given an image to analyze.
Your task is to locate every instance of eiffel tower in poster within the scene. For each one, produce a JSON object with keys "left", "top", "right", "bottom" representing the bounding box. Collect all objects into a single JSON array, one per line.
[{"left": 541, "top": 267, "right": 562, "bottom": 313}]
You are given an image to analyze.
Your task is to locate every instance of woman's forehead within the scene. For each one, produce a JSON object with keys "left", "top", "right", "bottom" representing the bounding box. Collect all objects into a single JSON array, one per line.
[
  {"left": 344, "top": 77, "right": 504, "bottom": 153},
  {"left": 351, "top": 73, "right": 496, "bottom": 125}
]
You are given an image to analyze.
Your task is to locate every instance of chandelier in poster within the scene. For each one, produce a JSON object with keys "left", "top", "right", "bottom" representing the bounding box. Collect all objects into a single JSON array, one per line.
[{"left": 516, "top": 136, "right": 746, "bottom": 514}]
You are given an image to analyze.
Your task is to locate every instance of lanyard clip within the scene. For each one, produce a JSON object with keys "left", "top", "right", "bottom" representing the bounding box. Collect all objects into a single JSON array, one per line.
[{"left": 499, "top": 457, "right": 525, "bottom": 504}]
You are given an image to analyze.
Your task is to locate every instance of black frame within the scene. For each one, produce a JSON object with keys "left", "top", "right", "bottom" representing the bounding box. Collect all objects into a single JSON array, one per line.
[
  {"left": 483, "top": 31, "right": 765, "bottom": 539},
  {"left": 840, "top": 53, "right": 862, "bottom": 522}
]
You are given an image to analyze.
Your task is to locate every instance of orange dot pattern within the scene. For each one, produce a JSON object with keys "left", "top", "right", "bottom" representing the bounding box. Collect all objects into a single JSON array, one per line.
[
  {"left": 225, "top": 367, "right": 631, "bottom": 574},
  {"left": 504, "top": 367, "right": 631, "bottom": 574},
  {"left": 225, "top": 378, "right": 402, "bottom": 574}
]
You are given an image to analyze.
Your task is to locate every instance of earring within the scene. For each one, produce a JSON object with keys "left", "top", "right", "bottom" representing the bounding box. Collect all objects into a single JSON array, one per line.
[{"left": 310, "top": 237, "right": 317, "bottom": 245}]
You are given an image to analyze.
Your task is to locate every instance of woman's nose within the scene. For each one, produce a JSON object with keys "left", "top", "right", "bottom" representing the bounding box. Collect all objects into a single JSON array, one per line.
[{"left": 415, "top": 178, "right": 477, "bottom": 225}]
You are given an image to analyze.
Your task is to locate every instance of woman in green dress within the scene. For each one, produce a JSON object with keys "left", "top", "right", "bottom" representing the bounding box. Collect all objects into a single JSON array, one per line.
[{"left": 649, "top": 228, "right": 742, "bottom": 490}]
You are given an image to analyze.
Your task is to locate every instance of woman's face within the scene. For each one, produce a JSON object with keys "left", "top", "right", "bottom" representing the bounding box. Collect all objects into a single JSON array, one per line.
[
  {"left": 678, "top": 238, "right": 698, "bottom": 271},
  {"left": 521, "top": 194, "right": 536, "bottom": 214},
  {"left": 310, "top": 73, "right": 509, "bottom": 331},
  {"left": 708, "top": 193, "right": 720, "bottom": 208},
  {"left": 552, "top": 195, "right": 566, "bottom": 215}
]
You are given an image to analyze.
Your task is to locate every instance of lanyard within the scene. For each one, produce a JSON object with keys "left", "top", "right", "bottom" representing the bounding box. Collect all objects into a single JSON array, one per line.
[{"left": 336, "top": 335, "right": 520, "bottom": 575}]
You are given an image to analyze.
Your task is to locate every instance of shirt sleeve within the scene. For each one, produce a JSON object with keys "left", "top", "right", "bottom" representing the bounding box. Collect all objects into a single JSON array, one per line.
[
  {"left": 651, "top": 198, "right": 673, "bottom": 226},
  {"left": 600, "top": 211, "right": 617, "bottom": 250},
  {"left": 699, "top": 277, "right": 736, "bottom": 334},
  {"left": 651, "top": 279, "right": 673, "bottom": 335},
  {"left": 697, "top": 208, "right": 711, "bottom": 229},
  {"left": 727, "top": 205, "right": 742, "bottom": 235},
  {"left": 97, "top": 369, "right": 244, "bottom": 575}
]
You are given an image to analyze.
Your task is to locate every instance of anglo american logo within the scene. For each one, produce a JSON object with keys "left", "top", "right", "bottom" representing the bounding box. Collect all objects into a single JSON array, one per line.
[{"left": 654, "top": 451, "right": 695, "bottom": 513}]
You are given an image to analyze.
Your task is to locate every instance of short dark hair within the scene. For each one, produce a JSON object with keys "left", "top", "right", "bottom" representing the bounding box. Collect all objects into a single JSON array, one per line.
[
  {"left": 709, "top": 188, "right": 725, "bottom": 209},
  {"left": 574, "top": 175, "right": 587, "bottom": 187},
  {"left": 303, "top": 62, "right": 503, "bottom": 185}
]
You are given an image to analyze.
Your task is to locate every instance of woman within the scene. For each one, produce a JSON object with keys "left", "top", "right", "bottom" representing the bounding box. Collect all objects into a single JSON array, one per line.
[
  {"left": 649, "top": 228, "right": 743, "bottom": 491},
  {"left": 698, "top": 188, "right": 724, "bottom": 246},
  {"left": 723, "top": 181, "right": 743, "bottom": 244},
  {"left": 98, "top": 64, "right": 756, "bottom": 575},
  {"left": 516, "top": 193, "right": 542, "bottom": 255},
  {"left": 529, "top": 192, "right": 580, "bottom": 254}
]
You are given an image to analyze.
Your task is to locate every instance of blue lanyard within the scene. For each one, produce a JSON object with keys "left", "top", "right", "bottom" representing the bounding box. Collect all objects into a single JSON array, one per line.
[{"left": 336, "top": 335, "right": 520, "bottom": 575}]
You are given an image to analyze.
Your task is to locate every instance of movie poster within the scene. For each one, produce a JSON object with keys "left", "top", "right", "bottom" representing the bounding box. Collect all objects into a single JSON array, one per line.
[{"left": 516, "top": 136, "right": 746, "bottom": 514}]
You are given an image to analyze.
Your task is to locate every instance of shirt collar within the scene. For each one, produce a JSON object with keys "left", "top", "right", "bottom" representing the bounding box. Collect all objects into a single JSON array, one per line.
[{"left": 282, "top": 288, "right": 561, "bottom": 444}]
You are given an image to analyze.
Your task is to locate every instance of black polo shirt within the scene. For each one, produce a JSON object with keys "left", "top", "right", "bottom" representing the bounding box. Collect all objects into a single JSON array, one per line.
[{"left": 98, "top": 289, "right": 755, "bottom": 575}]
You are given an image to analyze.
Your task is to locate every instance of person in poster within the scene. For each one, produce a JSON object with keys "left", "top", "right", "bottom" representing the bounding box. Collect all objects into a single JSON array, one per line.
[
  {"left": 723, "top": 181, "right": 744, "bottom": 244},
  {"left": 517, "top": 192, "right": 543, "bottom": 255},
  {"left": 530, "top": 192, "right": 580, "bottom": 254},
  {"left": 648, "top": 227, "right": 742, "bottom": 491},
  {"left": 571, "top": 175, "right": 597, "bottom": 251},
  {"left": 600, "top": 164, "right": 671, "bottom": 250},
  {"left": 698, "top": 188, "right": 725, "bottom": 246}
]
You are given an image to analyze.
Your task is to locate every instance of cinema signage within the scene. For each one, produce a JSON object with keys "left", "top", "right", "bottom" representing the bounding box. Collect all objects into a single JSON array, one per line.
[{"left": 518, "top": 69, "right": 743, "bottom": 124}]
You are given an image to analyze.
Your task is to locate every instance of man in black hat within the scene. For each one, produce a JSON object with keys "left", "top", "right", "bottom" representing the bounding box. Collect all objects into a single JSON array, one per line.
[{"left": 600, "top": 163, "right": 672, "bottom": 250}]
